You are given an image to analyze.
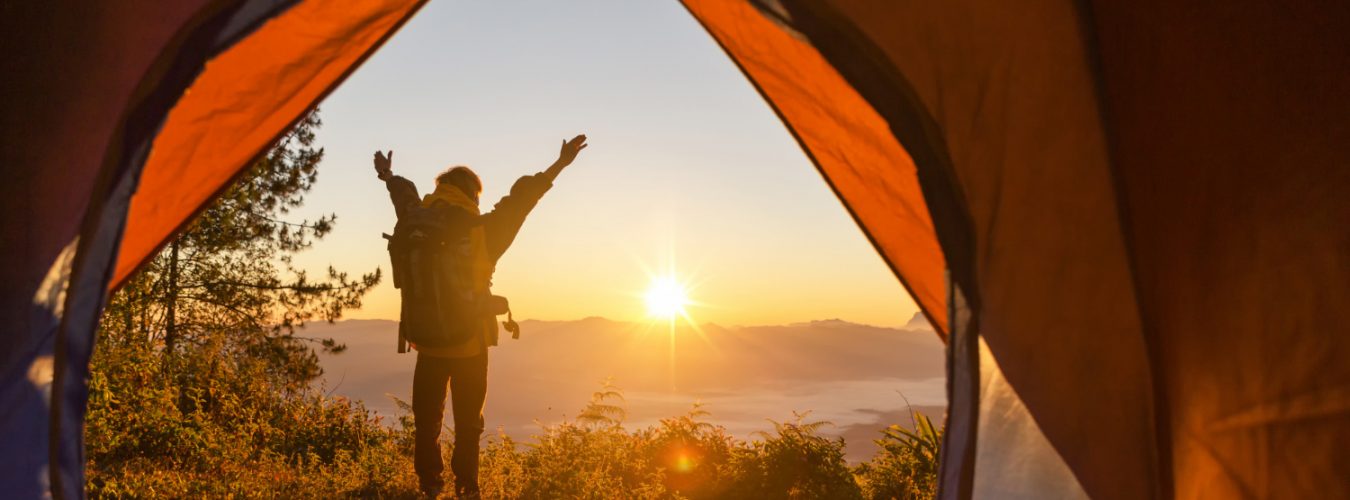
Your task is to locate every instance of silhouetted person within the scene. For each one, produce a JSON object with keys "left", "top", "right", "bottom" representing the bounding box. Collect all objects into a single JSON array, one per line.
[{"left": 373, "top": 135, "right": 587, "bottom": 498}]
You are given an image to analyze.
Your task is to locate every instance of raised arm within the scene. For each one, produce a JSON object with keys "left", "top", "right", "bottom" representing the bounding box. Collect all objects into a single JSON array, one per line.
[
  {"left": 541, "top": 134, "right": 588, "bottom": 182},
  {"left": 373, "top": 149, "right": 420, "bottom": 218},
  {"left": 481, "top": 134, "right": 588, "bottom": 260}
]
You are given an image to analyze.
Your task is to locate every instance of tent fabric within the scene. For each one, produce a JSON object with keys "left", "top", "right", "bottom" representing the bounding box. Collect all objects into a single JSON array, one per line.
[
  {"left": 684, "top": 0, "right": 1156, "bottom": 497},
  {"left": 680, "top": 0, "right": 950, "bottom": 338},
  {"left": 771, "top": 1, "right": 1160, "bottom": 498},
  {"left": 1, "top": 0, "right": 223, "bottom": 411},
  {"left": 0, "top": 0, "right": 422, "bottom": 496},
  {"left": 113, "top": 0, "right": 427, "bottom": 289},
  {"left": 1089, "top": 1, "right": 1350, "bottom": 496},
  {"left": 1, "top": 2, "right": 291, "bottom": 495},
  {"left": 687, "top": 0, "right": 1349, "bottom": 498},
  {"left": 972, "top": 336, "right": 1087, "bottom": 499}
]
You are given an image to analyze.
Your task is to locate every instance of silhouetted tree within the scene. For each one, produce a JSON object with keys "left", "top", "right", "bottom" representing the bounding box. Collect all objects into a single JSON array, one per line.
[{"left": 98, "top": 110, "right": 380, "bottom": 401}]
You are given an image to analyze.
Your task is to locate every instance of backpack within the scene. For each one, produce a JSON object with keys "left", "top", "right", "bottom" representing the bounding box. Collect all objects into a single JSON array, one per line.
[{"left": 386, "top": 205, "right": 480, "bottom": 350}]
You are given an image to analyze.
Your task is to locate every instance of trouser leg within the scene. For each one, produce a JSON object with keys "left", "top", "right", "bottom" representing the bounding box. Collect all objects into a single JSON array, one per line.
[
  {"left": 412, "top": 353, "right": 453, "bottom": 491},
  {"left": 449, "top": 353, "right": 488, "bottom": 493}
]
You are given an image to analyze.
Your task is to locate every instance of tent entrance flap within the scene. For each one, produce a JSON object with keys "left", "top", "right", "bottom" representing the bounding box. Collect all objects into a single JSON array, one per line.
[
  {"left": 0, "top": 0, "right": 426, "bottom": 496},
  {"left": 112, "top": 0, "right": 427, "bottom": 290},
  {"left": 685, "top": 1, "right": 1160, "bottom": 498},
  {"left": 681, "top": 0, "right": 949, "bottom": 339}
]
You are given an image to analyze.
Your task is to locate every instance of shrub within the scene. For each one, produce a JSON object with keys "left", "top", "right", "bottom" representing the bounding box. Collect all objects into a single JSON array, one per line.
[
  {"left": 723, "top": 411, "right": 863, "bottom": 499},
  {"left": 88, "top": 363, "right": 943, "bottom": 499},
  {"left": 855, "top": 411, "right": 942, "bottom": 500}
]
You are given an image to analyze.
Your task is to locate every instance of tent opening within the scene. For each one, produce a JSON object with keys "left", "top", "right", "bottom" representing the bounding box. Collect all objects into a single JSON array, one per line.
[{"left": 82, "top": 1, "right": 977, "bottom": 497}]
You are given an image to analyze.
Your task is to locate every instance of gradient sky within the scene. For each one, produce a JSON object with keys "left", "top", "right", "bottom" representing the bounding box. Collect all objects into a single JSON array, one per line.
[{"left": 288, "top": 0, "right": 920, "bottom": 327}]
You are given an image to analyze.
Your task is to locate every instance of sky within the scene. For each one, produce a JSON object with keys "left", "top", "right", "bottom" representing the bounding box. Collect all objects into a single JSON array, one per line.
[{"left": 288, "top": 0, "right": 920, "bottom": 327}]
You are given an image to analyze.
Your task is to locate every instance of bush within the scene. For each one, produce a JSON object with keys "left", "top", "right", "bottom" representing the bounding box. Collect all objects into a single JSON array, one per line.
[
  {"left": 88, "top": 359, "right": 942, "bottom": 499},
  {"left": 85, "top": 338, "right": 418, "bottom": 498},
  {"left": 855, "top": 411, "right": 942, "bottom": 500},
  {"left": 632, "top": 403, "right": 737, "bottom": 498},
  {"left": 725, "top": 412, "right": 862, "bottom": 499}
]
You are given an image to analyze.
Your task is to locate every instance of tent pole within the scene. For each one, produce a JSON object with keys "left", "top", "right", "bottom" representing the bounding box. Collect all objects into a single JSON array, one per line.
[{"left": 936, "top": 272, "right": 979, "bottom": 499}]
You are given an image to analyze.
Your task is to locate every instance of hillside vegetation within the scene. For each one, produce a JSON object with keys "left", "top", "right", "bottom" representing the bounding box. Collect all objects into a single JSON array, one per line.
[{"left": 88, "top": 356, "right": 940, "bottom": 499}]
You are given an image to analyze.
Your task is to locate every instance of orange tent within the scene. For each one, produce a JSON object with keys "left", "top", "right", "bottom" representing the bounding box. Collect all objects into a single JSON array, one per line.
[{"left": 2, "top": 0, "right": 1345, "bottom": 497}]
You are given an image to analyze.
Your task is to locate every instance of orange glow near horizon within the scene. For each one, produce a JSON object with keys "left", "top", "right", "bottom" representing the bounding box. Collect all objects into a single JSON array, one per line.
[{"left": 633, "top": 255, "right": 712, "bottom": 394}]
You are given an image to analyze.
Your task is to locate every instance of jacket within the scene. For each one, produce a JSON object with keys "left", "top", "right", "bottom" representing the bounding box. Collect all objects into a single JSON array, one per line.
[{"left": 385, "top": 173, "right": 553, "bottom": 357}]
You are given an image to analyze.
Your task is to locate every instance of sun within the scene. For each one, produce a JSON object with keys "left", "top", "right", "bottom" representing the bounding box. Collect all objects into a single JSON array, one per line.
[{"left": 644, "top": 276, "right": 689, "bottom": 319}]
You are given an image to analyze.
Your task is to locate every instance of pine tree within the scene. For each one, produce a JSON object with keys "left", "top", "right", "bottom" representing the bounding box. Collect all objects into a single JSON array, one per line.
[{"left": 98, "top": 110, "right": 380, "bottom": 398}]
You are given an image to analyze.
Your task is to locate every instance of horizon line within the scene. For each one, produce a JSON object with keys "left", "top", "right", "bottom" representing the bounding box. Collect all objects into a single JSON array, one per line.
[{"left": 324, "top": 314, "right": 932, "bottom": 331}]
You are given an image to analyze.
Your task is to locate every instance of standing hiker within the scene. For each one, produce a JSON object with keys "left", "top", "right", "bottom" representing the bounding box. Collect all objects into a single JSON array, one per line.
[{"left": 374, "top": 134, "right": 588, "bottom": 498}]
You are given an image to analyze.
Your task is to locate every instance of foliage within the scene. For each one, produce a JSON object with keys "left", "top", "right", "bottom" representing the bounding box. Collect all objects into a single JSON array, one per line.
[
  {"left": 726, "top": 411, "right": 862, "bottom": 499},
  {"left": 855, "top": 411, "right": 943, "bottom": 499},
  {"left": 99, "top": 110, "right": 380, "bottom": 395},
  {"left": 471, "top": 398, "right": 944, "bottom": 500},
  {"left": 90, "top": 365, "right": 944, "bottom": 499},
  {"left": 85, "top": 335, "right": 414, "bottom": 498},
  {"left": 575, "top": 378, "right": 627, "bottom": 429},
  {"left": 630, "top": 402, "right": 737, "bottom": 499},
  {"left": 87, "top": 110, "right": 393, "bottom": 497}
]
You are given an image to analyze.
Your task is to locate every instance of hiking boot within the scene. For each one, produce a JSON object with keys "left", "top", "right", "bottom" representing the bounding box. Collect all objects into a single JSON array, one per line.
[{"left": 420, "top": 483, "right": 443, "bottom": 499}]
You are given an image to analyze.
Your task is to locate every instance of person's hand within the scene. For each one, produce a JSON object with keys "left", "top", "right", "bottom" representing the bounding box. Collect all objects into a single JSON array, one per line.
[
  {"left": 555, "top": 134, "right": 588, "bottom": 168},
  {"left": 373, "top": 150, "right": 393, "bottom": 180}
]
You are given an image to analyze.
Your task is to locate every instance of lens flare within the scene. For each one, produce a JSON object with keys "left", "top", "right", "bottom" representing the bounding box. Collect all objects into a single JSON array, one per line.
[{"left": 674, "top": 453, "right": 694, "bottom": 473}]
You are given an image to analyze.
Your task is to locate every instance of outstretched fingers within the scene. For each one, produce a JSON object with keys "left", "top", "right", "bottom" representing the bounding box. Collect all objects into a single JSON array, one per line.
[{"left": 373, "top": 150, "right": 394, "bottom": 179}]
